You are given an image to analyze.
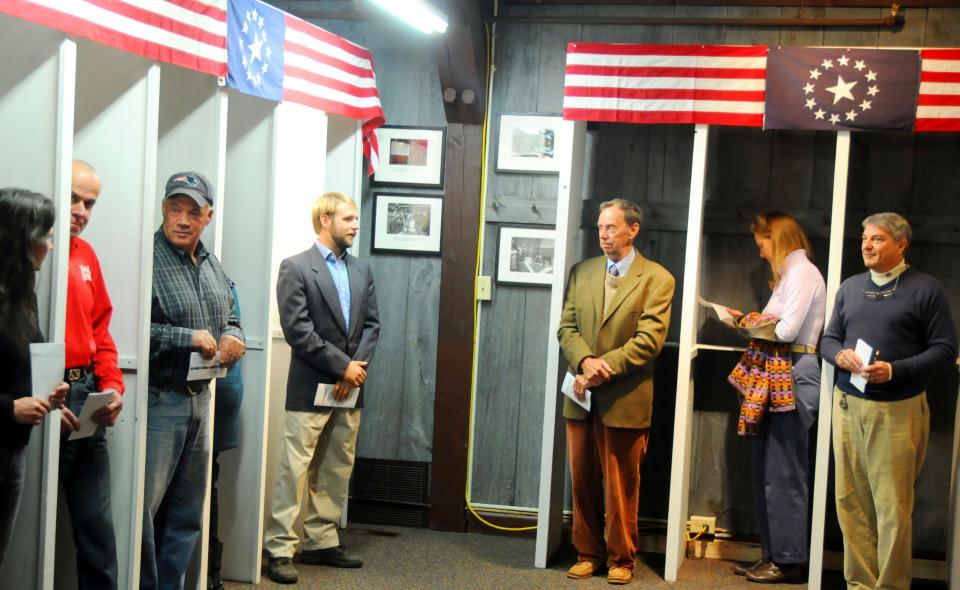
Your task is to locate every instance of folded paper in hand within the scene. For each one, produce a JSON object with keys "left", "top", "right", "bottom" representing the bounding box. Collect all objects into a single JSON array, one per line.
[
  {"left": 68, "top": 392, "right": 113, "bottom": 441},
  {"left": 698, "top": 296, "right": 778, "bottom": 341},
  {"left": 186, "top": 352, "right": 228, "bottom": 381},
  {"left": 314, "top": 382, "right": 360, "bottom": 408},
  {"left": 561, "top": 372, "right": 591, "bottom": 412}
]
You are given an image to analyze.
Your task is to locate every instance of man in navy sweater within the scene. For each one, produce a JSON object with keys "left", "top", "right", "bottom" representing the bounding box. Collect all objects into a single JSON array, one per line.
[{"left": 822, "top": 212, "right": 957, "bottom": 590}]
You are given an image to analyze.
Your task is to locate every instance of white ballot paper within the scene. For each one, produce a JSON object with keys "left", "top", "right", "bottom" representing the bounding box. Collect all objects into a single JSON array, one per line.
[
  {"left": 186, "top": 352, "right": 228, "bottom": 381},
  {"left": 30, "top": 342, "right": 64, "bottom": 399},
  {"left": 314, "top": 382, "right": 360, "bottom": 408},
  {"left": 698, "top": 295, "right": 778, "bottom": 341},
  {"left": 68, "top": 392, "right": 113, "bottom": 441},
  {"left": 698, "top": 295, "right": 734, "bottom": 324},
  {"left": 850, "top": 338, "right": 874, "bottom": 393},
  {"left": 561, "top": 372, "right": 592, "bottom": 412}
]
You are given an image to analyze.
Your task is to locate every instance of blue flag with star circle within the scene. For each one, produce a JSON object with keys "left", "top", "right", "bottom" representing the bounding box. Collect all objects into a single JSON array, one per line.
[
  {"left": 226, "top": 0, "right": 285, "bottom": 102},
  {"left": 764, "top": 47, "right": 920, "bottom": 131}
]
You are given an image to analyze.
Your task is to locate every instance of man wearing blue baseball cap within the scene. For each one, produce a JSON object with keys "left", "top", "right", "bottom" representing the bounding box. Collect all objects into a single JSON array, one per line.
[{"left": 142, "top": 171, "right": 245, "bottom": 590}]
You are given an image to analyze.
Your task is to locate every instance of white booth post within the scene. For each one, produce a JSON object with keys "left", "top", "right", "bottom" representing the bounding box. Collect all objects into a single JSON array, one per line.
[
  {"left": 218, "top": 89, "right": 277, "bottom": 583},
  {"left": 0, "top": 14, "right": 72, "bottom": 590},
  {"left": 534, "top": 119, "right": 587, "bottom": 568},
  {"left": 65, "top": 38, "right": 161, "bottom": 590},
  {"left": 664, "top": 124, "right": 711, "bottom": 582},
  {"left": 807, "top": 131, "right": 851, "bottom": 590}
]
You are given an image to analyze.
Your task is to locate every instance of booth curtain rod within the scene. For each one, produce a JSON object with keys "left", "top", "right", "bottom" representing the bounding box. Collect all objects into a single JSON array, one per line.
[{"left": 494, "top": 4, "right": 904, "bottom": 27}]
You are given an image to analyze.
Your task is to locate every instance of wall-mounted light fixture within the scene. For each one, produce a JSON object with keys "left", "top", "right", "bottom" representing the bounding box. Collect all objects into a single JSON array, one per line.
[{"left": 369, "top": 0, "right": 448, "bottom": 35}]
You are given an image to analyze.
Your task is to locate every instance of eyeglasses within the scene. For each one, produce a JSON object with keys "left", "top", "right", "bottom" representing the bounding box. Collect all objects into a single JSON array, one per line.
[{"left": 863, "top": 273, "right": 901, "bottom": 300}]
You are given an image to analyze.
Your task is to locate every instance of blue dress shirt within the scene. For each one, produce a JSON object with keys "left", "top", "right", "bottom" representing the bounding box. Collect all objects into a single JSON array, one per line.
[{"left": 316, "top": 241, "right": 351, "bottom": 331}]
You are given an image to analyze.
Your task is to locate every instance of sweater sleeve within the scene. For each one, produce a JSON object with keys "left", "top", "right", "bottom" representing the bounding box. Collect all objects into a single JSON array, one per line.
[
  {"left": 889, "top": 281, "right": 958, "bottom": 380},
  {"left": 821, "top": 286, "right": 847, "bottom": 367}
]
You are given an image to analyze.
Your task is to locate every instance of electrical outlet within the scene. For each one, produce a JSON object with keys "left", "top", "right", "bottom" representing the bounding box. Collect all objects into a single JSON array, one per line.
[
  {"left": 687, "top": 515, "right": 716, "bottom": 535},
  {"left": 476, "top": 276, "right": 492, "bottom": 301}
]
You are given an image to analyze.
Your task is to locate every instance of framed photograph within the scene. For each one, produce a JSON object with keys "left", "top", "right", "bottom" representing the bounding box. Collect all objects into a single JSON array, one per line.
[
  {"left": 496, "top": 225, "right": 557, "bottom": 286},
  {"left": 372, "top": 193, "right": 443, "bottom": 255},
  {"left": 372, "top": 125, "right": 446, "bottom": 188},
  {"left": 495, "top": 113, "right": 564, "bottom": 174}
]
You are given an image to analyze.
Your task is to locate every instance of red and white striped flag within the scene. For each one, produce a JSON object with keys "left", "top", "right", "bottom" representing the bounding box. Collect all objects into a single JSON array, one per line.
[
  {"left": 0, "top": 0, "right": 227, "bottom": 76},
  {"left": 283, "top": 14, "right": 384, "bottom": 172},
  {"left": 226, "top": 0, "right": 384, "bottom": 173},
  {"left": 916, "top": 49, "right": 960, "bottom": 132},
  {"left": 563, "top": 43, "right": 768, "bottom": 127}
]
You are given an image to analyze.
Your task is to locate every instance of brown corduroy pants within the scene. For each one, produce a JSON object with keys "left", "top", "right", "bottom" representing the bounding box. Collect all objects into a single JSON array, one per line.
[{"left": 566, "top": 410, "right": 649, "bottom": 570}]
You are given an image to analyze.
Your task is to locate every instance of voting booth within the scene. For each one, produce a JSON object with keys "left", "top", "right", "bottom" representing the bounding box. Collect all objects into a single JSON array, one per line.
[{"left": 0, "top": 3, "right": 379, "bottom": 588}]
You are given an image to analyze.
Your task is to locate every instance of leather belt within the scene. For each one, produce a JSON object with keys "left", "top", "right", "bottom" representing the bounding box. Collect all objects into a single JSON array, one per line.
[
  {"left": 64, "top": 364, "right": 94, "bottom": 382},
  {"left": 790, "top": 344, "right": 817, "bottom": 355}
]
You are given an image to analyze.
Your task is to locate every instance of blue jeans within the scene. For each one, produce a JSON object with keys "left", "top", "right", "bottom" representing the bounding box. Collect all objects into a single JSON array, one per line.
[
  {"left": 140, "top": 385, "right": 209, "bottom": 590},
  {"left": 60, "top": 374, "right": 118, "bottom": 590},
  {"left": 0, "top": 444, "right": 26, "bottom": 567},
  {"left": 751, "top": 352, "right": 820, "bottom": 565}
]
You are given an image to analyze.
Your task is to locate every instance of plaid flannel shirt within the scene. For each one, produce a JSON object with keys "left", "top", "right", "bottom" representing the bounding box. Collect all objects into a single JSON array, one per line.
[{"left": 150, "top": 230, "right": 243, "bottom": 390}]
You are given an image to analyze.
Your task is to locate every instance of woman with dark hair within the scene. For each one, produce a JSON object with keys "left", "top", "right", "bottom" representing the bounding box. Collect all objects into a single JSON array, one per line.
[
  {"left": 0, "top": 187, "right": 68, "bottom": 566},
  {"left": 728, "top": 212, "right": 826, "bottom": 584}
]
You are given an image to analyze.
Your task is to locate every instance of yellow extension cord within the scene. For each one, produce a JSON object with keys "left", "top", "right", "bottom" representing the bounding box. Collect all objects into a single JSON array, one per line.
[{"left": 461, "top": 23, "right": 538, "bottom": 533}]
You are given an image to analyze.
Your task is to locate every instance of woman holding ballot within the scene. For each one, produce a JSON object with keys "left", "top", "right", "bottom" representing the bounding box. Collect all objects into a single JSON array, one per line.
[
  {"left": 0, "top": 188, "right": 68, "bottom": 566},
  {"left": 727, "top": 211, "right": 826, "bottom": 584}
]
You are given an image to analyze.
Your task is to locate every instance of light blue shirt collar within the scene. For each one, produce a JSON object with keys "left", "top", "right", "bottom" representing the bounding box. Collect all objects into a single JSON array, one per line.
[
  {"left": 606, "top": 248, "right": 636, "bottom": 277},
  {"left": 315, "top": 241, "right": 345, "bottom": 261}
]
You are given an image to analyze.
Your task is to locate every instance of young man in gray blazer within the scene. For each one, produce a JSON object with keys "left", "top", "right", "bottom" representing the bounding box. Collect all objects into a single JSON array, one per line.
[{"left": 264, "top": 192, "right": 380, "bottom": 584}]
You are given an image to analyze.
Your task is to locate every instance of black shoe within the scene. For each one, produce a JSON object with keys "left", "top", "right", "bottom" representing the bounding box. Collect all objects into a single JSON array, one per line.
[
  {"left": 300, "top": 545, "right": 363, "bottom": 568},
  {"left": 267, "top": 557, "right": 298, "bottom": 584},
  {"left": 207, "top": 574, "right": 224, "bottom": 590},
  {"left": 746, "top": 562, "right": 807, "bottom": 584},
  {"left": 732, "top": 559, "right": 766, "bottom": 576}
]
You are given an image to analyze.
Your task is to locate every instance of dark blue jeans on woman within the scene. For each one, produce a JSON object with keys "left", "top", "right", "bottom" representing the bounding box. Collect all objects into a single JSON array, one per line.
[
  {"left": 751, "top": 352, "right": 820, "bottom": 565},
  {"left": 0, "top": 444, "right": 26, "bottom": 567}
]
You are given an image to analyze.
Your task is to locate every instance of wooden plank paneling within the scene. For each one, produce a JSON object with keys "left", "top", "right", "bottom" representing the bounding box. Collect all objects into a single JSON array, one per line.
[{"left": 515, "top": 288, "right": 552, "bottom": 507}]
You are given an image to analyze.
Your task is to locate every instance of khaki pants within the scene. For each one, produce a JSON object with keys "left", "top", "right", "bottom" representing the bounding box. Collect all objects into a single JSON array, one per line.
[
  {"left": 264, "top": 408, "right": 361, "bottom": 558},
  {"left": 832, "top": 388, "right": 928, "bottom": 590}
]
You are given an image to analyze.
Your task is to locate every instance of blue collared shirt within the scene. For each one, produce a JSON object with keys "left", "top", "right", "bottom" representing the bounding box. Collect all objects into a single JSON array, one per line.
[
  {"left": 316, "top": 241, "right": 351, "bottom": 331},
  {"left": 606, "top": 248, "right": 636, "bottom": 277}
]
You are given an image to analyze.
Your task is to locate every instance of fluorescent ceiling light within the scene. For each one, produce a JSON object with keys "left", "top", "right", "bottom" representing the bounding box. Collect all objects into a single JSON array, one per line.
[{"left": 370, "top": 0, "right": 449, "bottom": 35}]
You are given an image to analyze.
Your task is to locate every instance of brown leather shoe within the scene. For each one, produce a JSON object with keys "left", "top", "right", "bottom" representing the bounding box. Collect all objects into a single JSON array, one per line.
[
  {"left": 607, "top": 566, "right": 632, "bottom": 585},
  {"left": 746, "top": 562, "right": 807, "bottom": 584},
  {"left": 566, "top": 561, "right": 600, "bottom": 579},
  {"left": 732, "top": 558, "right": 766, "bottom": 576}
]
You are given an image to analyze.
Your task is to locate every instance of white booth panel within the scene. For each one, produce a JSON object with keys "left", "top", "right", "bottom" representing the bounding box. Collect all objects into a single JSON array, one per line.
[
  {"left": 0, "top": 14, "right": 73, "bottom": 590},
  {"left": 63, "top": 38, "right": 160, "bottom": 590},
  {"left": 157, "top": 64, "right": 227, "bottom": 255},
  {"left": 219, "top": 89, "right": 276, "bottom": 583},
  {"left": 263, "top": 101, "right": 329, "bottom": 544}
]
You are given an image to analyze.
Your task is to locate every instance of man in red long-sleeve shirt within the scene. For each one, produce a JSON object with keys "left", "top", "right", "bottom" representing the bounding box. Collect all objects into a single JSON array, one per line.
[{"left": 60, "top": 160, "right": 124, "bottom": 590}]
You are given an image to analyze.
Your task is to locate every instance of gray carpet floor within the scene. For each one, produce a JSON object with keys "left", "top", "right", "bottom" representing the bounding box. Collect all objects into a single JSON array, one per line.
[{"left": 221, "top": 525, "right": 898, "bottom": 589}]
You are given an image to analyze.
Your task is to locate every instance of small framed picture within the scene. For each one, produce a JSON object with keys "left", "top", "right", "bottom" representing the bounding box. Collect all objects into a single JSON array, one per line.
[
  {"left": 495, "top": 113, "right": 564, "bottom": 174},
  {"left": 372, "top": 126, "right": 446, "bottom": 188},
  {"left": 496, "top": 225, "right": 557, "bottom": 286},
  {"left": 372, "top": 193, "right": 443, "bottom": 255}
]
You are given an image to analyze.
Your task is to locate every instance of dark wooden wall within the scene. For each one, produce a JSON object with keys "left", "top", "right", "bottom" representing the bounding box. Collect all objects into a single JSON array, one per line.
[{"left": 469, "top": 3, "right": 960, "bottom": 558}]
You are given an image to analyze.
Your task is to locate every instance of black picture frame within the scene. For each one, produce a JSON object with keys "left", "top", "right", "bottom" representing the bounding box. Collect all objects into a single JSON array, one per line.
[
  {"left": 372, "top": 125, "right": 447, "bottom": 188},
  {"left": 371, "top": 192, "right": 443, "bottom": 255},
  {"left": 495, "top": 113, "right": 564, "bottom": 174},
  {"left": 495, "top": 224, "right": 557, "bottom": 286}
]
